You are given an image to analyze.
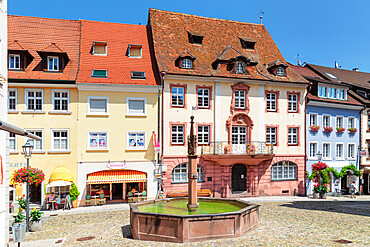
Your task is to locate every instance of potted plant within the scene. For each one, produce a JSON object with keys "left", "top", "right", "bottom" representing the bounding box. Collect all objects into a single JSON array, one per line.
[
  {"left": 29, "top": 207, "right": 43, "bottom": 232},
  {"left": 336, "top": 127, "right": 345, "bottom": 134},
  {"left": 348, "top": 127, "right": 357, "bottom": 134},
  {"left": 12, "top": 209, "right": 26, "bottom": 244},
  {"left": 16, "top": 195, "right": 27, "bottom": 210},
  {"left": 313, "top": 183, "right": 320, "bottom": 199},
  {"left": 11, "top": 167, "right": 45, "bottom": 185},
  {"left": 319, "top": 184, "right": 328, "bottom": 199},
  {"left": 309, "top": 125, "right": 320, "bottom": 132},
  {"left": 323, "top": 126, "right": 333, "bottom": 133},
  {"left": 69, "top": 183, "right": 80, "bottom": 208},
  {"left": 13, "top": 208, "right": 25, "bottom": 226}
]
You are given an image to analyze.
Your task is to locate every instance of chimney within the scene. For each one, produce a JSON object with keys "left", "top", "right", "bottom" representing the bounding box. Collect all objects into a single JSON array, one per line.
[{"left": 353, "top": 68, "right": 359, "bottom": 72}]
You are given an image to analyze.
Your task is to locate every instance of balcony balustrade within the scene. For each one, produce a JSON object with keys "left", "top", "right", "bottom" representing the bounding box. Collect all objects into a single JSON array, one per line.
[{"left": 199, "top": 141, "right": 274, "bottom": 156}]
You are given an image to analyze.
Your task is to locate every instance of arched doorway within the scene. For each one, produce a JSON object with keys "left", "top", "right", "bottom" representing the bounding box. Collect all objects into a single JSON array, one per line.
[{"left": 232, "top": 164, "right": 246, "bottom": 191}]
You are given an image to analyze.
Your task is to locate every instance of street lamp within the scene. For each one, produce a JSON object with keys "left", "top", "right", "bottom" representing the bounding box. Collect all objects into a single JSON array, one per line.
[{"left": 22, "top": 141, "right": 33, "bottom": 232}]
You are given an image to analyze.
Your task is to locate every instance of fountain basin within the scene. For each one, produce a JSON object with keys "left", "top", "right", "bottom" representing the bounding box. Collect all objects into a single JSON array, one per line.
[{"left": 130, "top": 197, "right": 259, "bottom": 243}]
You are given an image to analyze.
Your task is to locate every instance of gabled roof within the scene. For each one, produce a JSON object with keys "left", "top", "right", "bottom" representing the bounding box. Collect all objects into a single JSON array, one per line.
[
  {"left": 8, "top": 15, "right": 80, "bottom": 81},
  {"left": 149, "top": 9, "right": 307, "bottom": 84},
  {"left": 288, "top": 63, "right": 323, "bottom": 79},
  {"left": 38, "top": 42, "right": 66, "bottom": 54},
  {"left": 77, "top": 20, "right": 160, "bottom": 86},
  {"left": 8, "top": 40, "right": 27, "bottom": 51}
]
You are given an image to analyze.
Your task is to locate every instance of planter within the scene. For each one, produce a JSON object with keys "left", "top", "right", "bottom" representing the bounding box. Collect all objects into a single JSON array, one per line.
[
  {"left": 72, "top": 200, "right": 78, "bottom": 208},
  {"left": 319, "top": 192, "right": 327, "bottom": 199},
  {"left": 29, "top": 220, "right": 42, "bottom": 232},
  {"left": 12, "top": 223, "right": 26, "bottom": 242},
  {"left": 313, "top": 192, "right": 319, "bottom": 199}
]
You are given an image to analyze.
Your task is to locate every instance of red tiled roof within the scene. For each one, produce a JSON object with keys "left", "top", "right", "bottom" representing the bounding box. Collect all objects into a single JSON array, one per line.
[
  {"left": 77, "top": 20, "right": 160, "bottom": 86},
  {"left": 289, "top": 63, "right": 324, "bottom": 79},
  {"left": 8, "top": 15, "right": 80, "bottom": 81},
  {"left": 149, "top": 9, "right": 307, "bottom": 84},
  {"left": 38, "top": 43, "right": 66, "bottom": 53},
  {"left": 8, "top": 40, "right": 27, "bottom": 51}
]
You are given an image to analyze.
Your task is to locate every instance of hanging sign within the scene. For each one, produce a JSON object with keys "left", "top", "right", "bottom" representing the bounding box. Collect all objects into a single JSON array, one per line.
[
  {"left": 359, "top": 150, "right": 367, "bottom": 156},
  {"left": 107, "top": 162, "right": 127, "bottom": 169}
]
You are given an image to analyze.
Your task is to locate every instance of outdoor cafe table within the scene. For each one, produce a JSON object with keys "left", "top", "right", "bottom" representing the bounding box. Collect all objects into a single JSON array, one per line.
[{"left": 91, "top": 195, "right": 99, "bottom": 206}]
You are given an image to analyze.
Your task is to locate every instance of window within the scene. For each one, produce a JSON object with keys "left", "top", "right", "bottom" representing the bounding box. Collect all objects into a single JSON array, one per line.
[
  {"left": 339, "top": 89, "right": 345, "bottom": 100},
  {"left": 182, "top": 59, "right": 192, "bottom": 69},
  {"left": 276, "top": 67, "right": 285, "bottom": 76},
  {"left": 8, "top": 89, "right": 17, "bottom": 111},
  {"left": 323, "top": 115, "right": 330, "bottom": 128},
  {"left": 91, "top": 70, "right": 108, "bottom": 78},
  {"left": 348, "top": 143, "right": 356, "bottom": 159},
  {"left": 9, "top": 133, "right": 16, "bottom": 152},
  {"left": 232, "top": 126, "right": 247, "bottom": 144},
  {"left": 25, "top": 130, "right": 43, "bottom": 151},
  {"left": 47, "top": 56, "right": 59, "bottom": 71},
  {"left": 172, "top": 163, "right": 204, "bottom": 183},
  {"left": 368, "top": 114, "right": 370, "bottom": 130},
  {"left": 336, "top": 117, "right": 343, "bottom": 128},
  {"left": 348, "top": 117, "right": 355, "bottom": 129},
  {"left": 171, "top": 86, "right": 185, "bottom": 107},
  {"left": 322, "top": 87, "right": 327, "bottom": 97},
  {"left": 127, "top": 132, "right": 146, "bottom": 150},
  {"left": 336, "top": 143, "right": 344, "bottom": 159},
  {"left": 51, "top": 130, "right": 68, "bottom": 151},
  {"left": 271, "top": 161, "right": 297, "bottom": 181},
  {"left": 128, "top": 44, "right": 141, "bottom": 58},
  {"left": 127, "top": 98, "right": 146, "bottom": 116},
  {"left": 171, "top": 125, "right": 184, "bottom": 145},
  {"left": 88, "top": 132, "right": 107, "bottom": 149},
  {"left": 309, "top": 142, "right": 318, "bottom": 159},
  {"left": 198, "top": 125, "right": 210, "bottom": 145},
  {"left": 88, "top": 97, "right": 108, "bottom": 114},
  {"left": 266, "top": 93, "right": 277, "bottom": 111},
  {"left": 131, "top": 71, "right": 146, "bottom": 79},
  {"left": 288, "top": 127, "right": 298, "bottom": 145},
  {"left": 240, "top": 39, "right": 255, "bottom": 50},
  {"left": 235, "top": 62, "right": 245, "bottom": 74},
  {"left": 266, "top": 127, "right": 277, "bottom": 145},
  {"left": 197, "top": 88, "right": 209, "bottom": 108},
  {"left": 93, "top": 41, "right": 107, "bottom": 55},
  {"left": 9, "top": 54, "right": 20, "bottom": 70},
  {"left": 288, "top": 94, "right": 298, "bottom": 112},
  {"left": 25, "top": 89, "right": 43, "bottom": 111},
  {"left": 326, "top": 73, "right": 338, "bottom": 79},
  {"left": 52, "top": 90, "right": 69, "bottom": 111},
  {"left": 188, "top": 33, "right": 203, "bottom": 45},
  {"left": 235, "top": 90, "right": 245, "bottom": 108},
  {"left": 309, "top": 114, "right": 317, "bottom": 126},
  {"left": 331, "top": 88, "right": 336, "bottom": 99},
  {"left": 323, "top": 143, "right": 331, "bottom": 160}
]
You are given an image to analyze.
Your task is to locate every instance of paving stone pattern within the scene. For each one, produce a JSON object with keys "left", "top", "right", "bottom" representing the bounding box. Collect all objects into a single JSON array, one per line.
[{"left": 22, "top": 201, "right": 370, "bottom": 246}]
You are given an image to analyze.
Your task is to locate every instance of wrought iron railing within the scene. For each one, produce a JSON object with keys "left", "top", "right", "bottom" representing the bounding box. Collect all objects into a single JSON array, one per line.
[{"left": 199, "top": 141, "right": 274, "bottom": 155}]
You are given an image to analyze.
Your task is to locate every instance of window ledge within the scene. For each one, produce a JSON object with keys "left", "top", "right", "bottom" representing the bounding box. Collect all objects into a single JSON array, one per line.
[
  {"left": 86, "top": 149, "right": 109, "bottom": 152},
  {"left": 125, "top": 114, "right": 147, "bottom": 117},
  {"left": 348, "top": 158, "right": 356, "bottom": 161},
  {"left": 21, "top": 150, "right": 46, "bottom": 154},
  {"left": 86, "top": 114, "right": 109, "bottom": 117},
  {"left": 336, "top": 158, "right": 345, "bottom": 161},
  {"left": 9, "top": 151, "right": 19, "bottom": 155},
  {"left": 287, "top": 143, "right": 298, "bottom": 146},
  {"left": 49, "top": 111, "right": 72, "bottom": 115},
  {"left": 8, "top": 110, "right": 19, "bottom": 114},
  {"left": 271, "top": 178, "right": 298, "bottom": 182},
  {"left": 171, "top": 105, "right": 185, "bottom": 108},
  {"left": 125, "top": 149, "right": 147, "bottom": 152},
  {"left": 266, "top": 110, "right": 278, "bottom": 112},
  {"left": 308, "top": 158, "right": 318, "bottom": 161},
  {"left": 322, "top": 158, "right": 332, "bottom": 161},
  {"left": 197, "top": 107, "right": 210, "bottom": 110},
  {"left": 48, "top": 150, "right": 71, "bottom": 154},
  {"left": 21, "top": 110, "right": 45, "bottom": 114},
  {"left": 288, "top": 111, "right": 298, "bottom": 114}
]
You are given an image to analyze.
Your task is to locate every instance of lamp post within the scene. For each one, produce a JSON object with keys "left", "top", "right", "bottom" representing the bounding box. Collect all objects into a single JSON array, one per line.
[{"left": 22, "top": 141, "right": 33, "bottom": 232}]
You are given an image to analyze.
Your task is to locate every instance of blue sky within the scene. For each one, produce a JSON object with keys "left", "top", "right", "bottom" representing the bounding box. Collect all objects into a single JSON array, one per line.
[{"left": 9, "top": 0, "right": 370, "bottom": 72}]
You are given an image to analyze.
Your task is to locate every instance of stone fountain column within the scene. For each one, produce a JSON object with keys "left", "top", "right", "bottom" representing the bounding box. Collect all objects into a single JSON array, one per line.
[{"left": 187, "top": 116, "right": 199, "bottom": 210}]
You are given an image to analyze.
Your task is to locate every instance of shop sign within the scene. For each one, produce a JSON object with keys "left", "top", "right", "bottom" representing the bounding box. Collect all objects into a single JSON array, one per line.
[
  {"left": 107, "top": 162, "right": 127, "bottom": 169},
  {"left": 359, "top": 150, "right": 367, "bottom": 156},
  {"left": 9, "top": 162, "right": 27, "bottom": 168}
]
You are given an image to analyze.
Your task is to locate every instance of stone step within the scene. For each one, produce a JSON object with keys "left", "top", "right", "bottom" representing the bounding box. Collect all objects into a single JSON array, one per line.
[{"left": 229, "top": 191, "right": 255, "bottom": 198}]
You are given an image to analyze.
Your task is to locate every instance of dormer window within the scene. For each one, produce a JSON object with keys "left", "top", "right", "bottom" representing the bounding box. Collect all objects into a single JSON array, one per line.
[
  {"left": 47, "top": 56, "right": 59, "bottom": 71},
  {"left": 240, "top": 38, "right": 256, "bottom": 50},
  {"left": 235, "top": 62, "right": 246, "bottom": 74},
  {"left": 131, "top": 71, "right": 146, "bottom": 79},
  {"left": 128, "top": 44, "right": 142, "bottom": 58},
  {"left": 276, "top": 67, "right": 285, "bottom": 76},
  {"left": 91, "top": 70, "right": 108, "bottom": 78},
  {"left": 188, "top": 32, "right": 203, "bottom": 45},
  {"left": 9, "top": 54, "right": 20, "bottom": 70},
  {"left": 182, "top": 59, "right": 193, "bottom": 69},
  {"left": 93, "top": 41, "right": 107, "bottom": 55}
]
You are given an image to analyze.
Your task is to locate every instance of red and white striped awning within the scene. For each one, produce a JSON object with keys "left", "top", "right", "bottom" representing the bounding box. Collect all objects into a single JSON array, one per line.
[{"left": 86, "top": 170, "right": 147, "bottom": 185}]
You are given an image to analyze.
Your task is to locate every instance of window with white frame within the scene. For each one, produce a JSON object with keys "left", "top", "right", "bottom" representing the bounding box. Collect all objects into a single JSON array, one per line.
[
  {"left": 127, "top": 98, "right": 146, "bottom": 116},
  {"left": 128, "top": 44, "right": 142, "bottom": 58},
  {"left": 51, "top": 130, "right": 69, "bottom": 151},
  {"left": 8, "top": 89, "right": 17, "bottom": 111},
  {"left": 47, "top": 56, "right": 59, "bottom": 71},
  {"left": 88, "top": 97, "right": 108, "bottom": 114},
  {"left": 348, "top": 143, "right": 356, "bottom": 159},
  {"left": 336, "top": 143, "right": 344, "bottom": 159},
  {"left": 182, "top": 59, "right": 192, "bottom": 69},
  {"left": 25, "top": 130, "right": 43, "bottom": 151},
  {"left": 235, "top": 90, "right": 245, "bottom": 108},
  {"left": 288, "top": 94, "right": 298, "bottom": 112},
  {"left": 127, "top": 132, "right": 145, "bottom": 150},
  {"left": 88, "top": 132, "right": 107, "bottom": 149},
  {"left": 271, "top": 161, "right": 297, "bottom": 181},
  {"left": 336, "top": 117, "right": 343, "bottom": 128},
  {"left": 348, "top": 117, "right": 355, "bottom": 129},
  {"left": 266, "top": 93, "right": 277, "bottom": 111},
  {"left": 309, "top": 142, "right": 317, "bottom": 159},
  {"left": 9, "top": 54, "right": 20, "bottom": 70},
  {"left": 25, "top": 89, "right": 43, "bottom": 111},
  {"left": 93, "top": 42, "right": 107, "bottom": 55},
  {"left": 309, "top": 114, "right": 317, "bottom": 126},
  {"left": 323, "top": 115, "right": 330, "bottom": 128},
  {"left": 323, "top": 143, "right": 331, "bottom": 160},
  {"left": 232, "top": 126, "right": 247, "bottom": 144},
  {"left": 171, "top": 125, "right": 184, "bottom": 144},
  {"left": 235, "top": 62, "right": 245, "bottom": 74},
  {"left": 171, "top": 163, "right": 204, "bottom": 183},
  {"left": 198, "top": 125, "right": 209, "bottom": 145},
  {"left": 276, "top": 67, "right": 285, "bottom": 76},
  {"left": 171, "top": 86, "right": 184, "bottom": 107},
  {"left": 9, "top": 133, "right": 16, "bottom": 152},
  {"left": 288, "top": 127, "right": 298, "bottom": 145},
  {"left": 197, "top": 88, "right": 209, "bottom": 108},
  {"left": 266, "top": 127, "right": 277, "bottom": 145},
  {"left": 52, "top": 90, "right": 69, "bottom": 111}
]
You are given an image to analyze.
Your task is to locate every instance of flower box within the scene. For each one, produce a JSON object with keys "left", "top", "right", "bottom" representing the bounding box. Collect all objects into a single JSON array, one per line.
[
  {"left": 336, "top": 127, "right": 345, "bottom": 134},
  {"left": 309, "top": 125, "right": 320, "bottom": 132},
  {"left": 348, "top": 128, "right": 357, "bottom": 134},
  {"left": 323, "top": 126, "right": 333, "bottom": 133}
]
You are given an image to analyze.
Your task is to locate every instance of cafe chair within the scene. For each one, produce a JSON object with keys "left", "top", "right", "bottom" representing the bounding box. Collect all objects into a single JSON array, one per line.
[
  {"left": 141, "top": 191, "right": 147, "bottom": 201},
  {"left": 128, "top": 192, "right": 134, "bottom": 203},
  {"left": 98, "top": 193, "right": 106, "bottom": 206},
  {"left": 85, "top": 195, "right": 92, "bottom": 207}
]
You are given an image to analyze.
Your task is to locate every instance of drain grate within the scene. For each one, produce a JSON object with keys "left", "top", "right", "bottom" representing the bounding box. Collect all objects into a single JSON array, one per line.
[
  {"left": 76, "top": 236, "right": 95, "bottom": 242},
  {"left": 333, "top": 239, "right": 353, "bottom": 244}
]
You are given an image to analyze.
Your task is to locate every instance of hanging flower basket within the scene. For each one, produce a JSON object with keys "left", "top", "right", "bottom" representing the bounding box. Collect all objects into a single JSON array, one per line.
[
  {"left": 348, "top": 128, "right": 357, "bottom": 134},
  {"left": 11, "top": 167, "right": 45, "bottom": 185},
  {"left": 323, "top": 126, "right": 333, "bottom": 133},
  {"left": 336, "top": 127, "right": 345, "bottom": 134},
  {"left": 309, "top": 125, "right": 320, "bottom": 132}
]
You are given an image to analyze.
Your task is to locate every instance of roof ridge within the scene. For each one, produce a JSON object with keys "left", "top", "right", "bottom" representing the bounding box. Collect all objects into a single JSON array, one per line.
[
  {"left": 8, "top": 14, "right": 79, "bottom": 23},
  {"left": 308, "top": 63, "right": 370, "bottom": 75},
  {"left": 80, "top": 19, "right": 147, "bottom": 27}
]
